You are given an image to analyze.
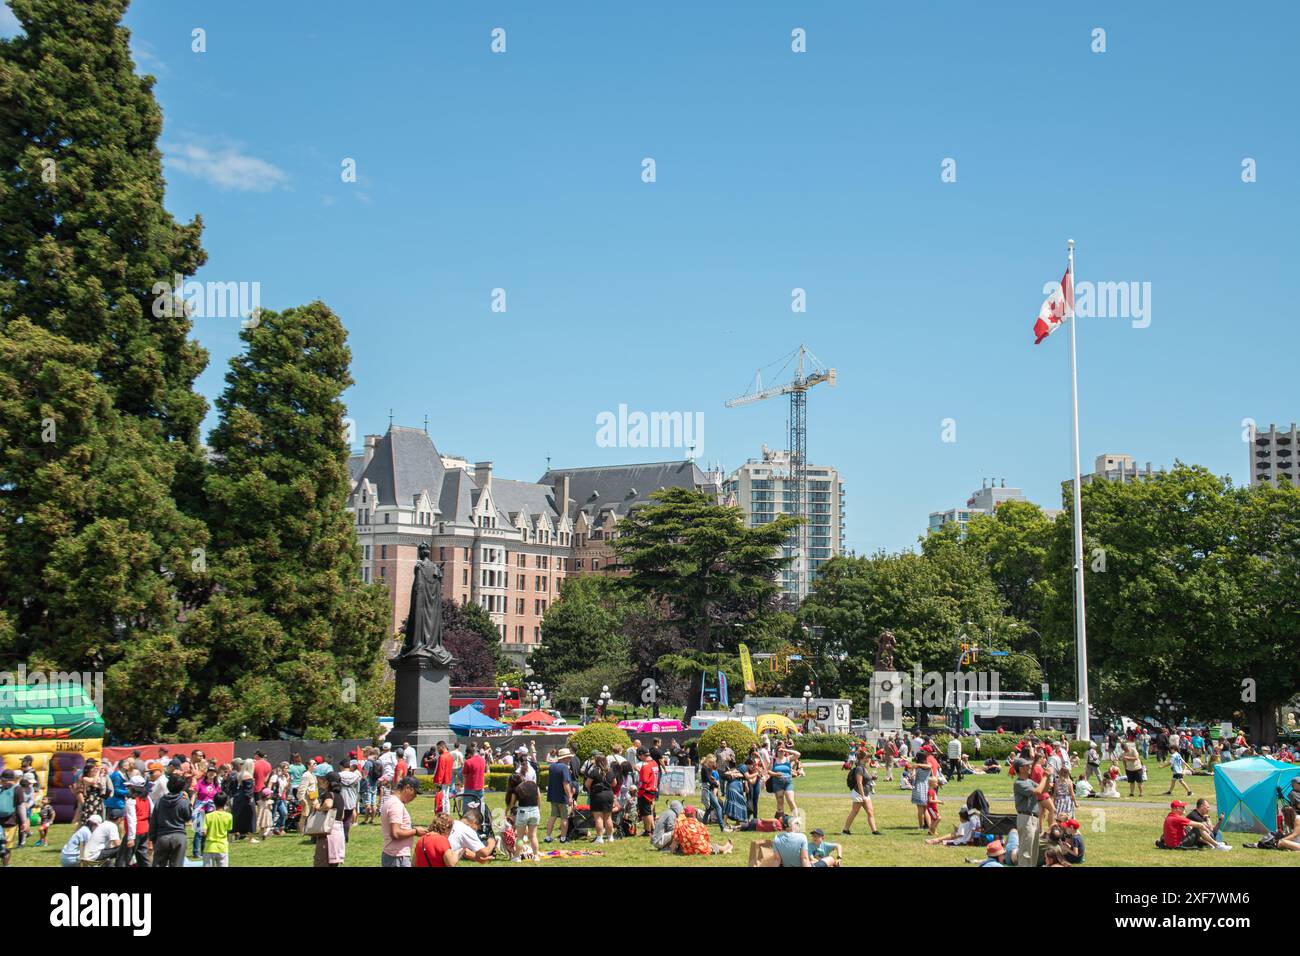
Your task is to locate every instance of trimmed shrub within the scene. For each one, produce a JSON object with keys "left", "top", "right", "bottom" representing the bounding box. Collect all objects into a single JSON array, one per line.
[
  {"left": 569, "top": 723, "right": 632, "bottom": 761},
  {"left": 486, "top": 766, "right": 548, "bottom": 793},
  {"left": 791, "top": 732, "right": 857, "bottom": 760},
  {"left": 923, "top": 731, "right": 1087, "bottom": 762},
  {"left": 696, "top": 720, "right": 759, "bottom": 760}
]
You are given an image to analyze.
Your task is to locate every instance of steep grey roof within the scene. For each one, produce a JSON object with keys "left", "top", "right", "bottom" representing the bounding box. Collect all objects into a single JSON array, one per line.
[
  {"left": 354, "top": 427, "right": 446, "bottom": 507},
  {"left": 437, "top": 468, "right": 475, "bottom": 522},
  {"left": 347, "top": 454, "right": 365, "bottom": 483},
  {"left": 539, "top": 460, "right": 707, "bottom": 520},
  {"left": 490, "top": 477, "right": 560, "bottom": 525}
]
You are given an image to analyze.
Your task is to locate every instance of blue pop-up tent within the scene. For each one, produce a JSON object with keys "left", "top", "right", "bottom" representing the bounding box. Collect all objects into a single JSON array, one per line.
[
  {"left": 448, "top": 704, "right": 507, "bottom": 735},
  {"left": 1213, "top": 757, "right": 1300, "bottom": 833}
]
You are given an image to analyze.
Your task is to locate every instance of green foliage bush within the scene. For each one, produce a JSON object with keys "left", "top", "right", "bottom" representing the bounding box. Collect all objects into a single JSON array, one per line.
[
  {"left": 696, "top": 720, "right": 759, "bottom": 760},
  {"left": 569, "top": 723, "right": 632, "bottom": 761},
  {"left": 790, "top": 732, "right": 857, "bottom": 759},
  {"left": 922, "top": 731, "right": 1088, "bottom": 761}
]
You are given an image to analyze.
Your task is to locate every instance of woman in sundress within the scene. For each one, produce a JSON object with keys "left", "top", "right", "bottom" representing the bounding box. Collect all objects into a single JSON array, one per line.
[
  {"left": 910, "top": 758, "right": 931, "bottom": 828},
  {"left": 1054, "top": 767, "right": 1076, "bottom": 820}
]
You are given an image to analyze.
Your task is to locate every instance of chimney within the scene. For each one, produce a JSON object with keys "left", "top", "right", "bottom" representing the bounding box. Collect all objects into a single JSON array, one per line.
[
  {"left": 363, "top": 434, "right": 380, "bottom": 466},
  {"left": 475, "top": 461, "right": 492, "bottom": 491},
  {"left": 553, "top": 474, "right": 571, "bottom": 518}
]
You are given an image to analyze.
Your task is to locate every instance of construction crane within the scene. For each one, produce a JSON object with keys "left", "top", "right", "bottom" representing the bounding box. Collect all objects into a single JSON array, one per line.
[{"left": 725, "top": 345, "right": 836, "bottom": 601}]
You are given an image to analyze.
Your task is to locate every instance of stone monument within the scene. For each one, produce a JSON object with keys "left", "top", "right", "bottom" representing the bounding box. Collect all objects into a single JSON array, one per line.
[
  {"left": 387, "top": 542, "right": 457, "bottom": 753},
  {"left": 870, "top": 629, "right": 905, "bottom": 734}
]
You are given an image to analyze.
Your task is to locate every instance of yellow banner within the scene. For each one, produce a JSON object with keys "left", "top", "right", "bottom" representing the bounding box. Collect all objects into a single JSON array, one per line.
[{"left": 739, "top": 643, "right": 756, "bottom": 693}]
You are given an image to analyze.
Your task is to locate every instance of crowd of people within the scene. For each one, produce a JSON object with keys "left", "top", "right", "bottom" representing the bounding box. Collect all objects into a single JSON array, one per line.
[{"left": 5, "top": 720, "right": 1300, "bottom": 868}]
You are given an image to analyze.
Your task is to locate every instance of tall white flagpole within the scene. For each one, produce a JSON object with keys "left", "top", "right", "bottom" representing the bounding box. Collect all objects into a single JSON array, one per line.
[{"left": 1066, "top": 238, "right": 1091, "bottom": 742}]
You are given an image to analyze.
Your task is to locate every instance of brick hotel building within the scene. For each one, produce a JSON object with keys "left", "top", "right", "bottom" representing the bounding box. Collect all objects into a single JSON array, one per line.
[{"left": 347, "top": 426, "right": 722, "bottom": 665}]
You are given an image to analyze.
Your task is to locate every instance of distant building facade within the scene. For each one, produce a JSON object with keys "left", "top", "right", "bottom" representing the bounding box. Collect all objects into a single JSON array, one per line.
[
  {"left": 723, "top": 445, "right": 846, "bottom": 601},
  {"left": 346, "top": 426, "right": 720, "bottom": 664},
  {"left": 1249, "top": 423, "right": 1298, "bottom": 487},
  {"left": 1084, "top": 453, "right": 1163, "bottom": 485},
  {"left": 928, "top": 480, "right": 1055, "bottom": 537}
]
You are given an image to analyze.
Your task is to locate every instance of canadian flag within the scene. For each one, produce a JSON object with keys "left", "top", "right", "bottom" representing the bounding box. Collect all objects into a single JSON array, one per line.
[{"left": 1033, "top": 268, "right": 1074, "bottom": 344}]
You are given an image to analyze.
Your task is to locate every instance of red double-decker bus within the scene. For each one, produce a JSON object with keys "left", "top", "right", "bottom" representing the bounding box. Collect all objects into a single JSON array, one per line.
[{"left": 449, "top": 686, "right": 520, "bottom": 720}]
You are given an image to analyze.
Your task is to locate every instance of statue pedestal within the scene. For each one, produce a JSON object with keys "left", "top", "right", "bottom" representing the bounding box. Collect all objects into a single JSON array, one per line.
[{"left": 387, "top": 647, "right": 457, "bottom": 755}]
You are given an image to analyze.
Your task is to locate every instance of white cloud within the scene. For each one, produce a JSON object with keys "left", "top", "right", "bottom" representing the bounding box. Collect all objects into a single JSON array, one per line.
[
  {"left": 131, "top": 39, "right": 167, "bottom": 76},
  {"left": 164, "top": 138, "right": 290, "bottom": 193}
]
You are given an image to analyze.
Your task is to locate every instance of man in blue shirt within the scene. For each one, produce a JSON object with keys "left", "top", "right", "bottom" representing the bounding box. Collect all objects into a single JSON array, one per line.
[
  {"left": 544, "top": 748, "right": 574, "bottom": 844},
  {"left": 773, "top": 819, "right": 812, "bottom": 867}
]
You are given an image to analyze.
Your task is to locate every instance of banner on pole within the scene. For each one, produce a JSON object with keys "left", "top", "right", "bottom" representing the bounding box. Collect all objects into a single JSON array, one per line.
[{"left": 739, "top": 643, "right": 756, "bottom": 693}]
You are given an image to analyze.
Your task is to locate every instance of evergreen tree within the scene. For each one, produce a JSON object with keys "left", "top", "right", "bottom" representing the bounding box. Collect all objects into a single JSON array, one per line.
[
  {"left": 0, "top": 0, "right": 211, "bottom": 732},
  {"left": 613, "top": 487, "right": 796, "bottom": 720},
  {"left": 186, "top": 302, "right": 390, "bottom": 738}
]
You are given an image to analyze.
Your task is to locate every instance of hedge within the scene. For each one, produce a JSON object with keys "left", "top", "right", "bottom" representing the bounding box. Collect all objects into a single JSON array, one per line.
[
  {"left": 486, "top": 763, "right": 548, "bottom": 793},
  {"left": 696, "top": 720, "right": 759, "bottom": 760},
  {"left": 569, "top": 723, "right": 632, "bottom": 761},
  {"left": 924, "top": 732, "right": 1090, "bottom": 761},
  {"left": 790, "top": 733, "right": 857, "bottom": 759}
]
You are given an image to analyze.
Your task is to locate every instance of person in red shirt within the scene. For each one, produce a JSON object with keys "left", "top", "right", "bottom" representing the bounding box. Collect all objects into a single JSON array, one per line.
[
  {"left": 1161, "top": 800, "right": 1228, "bottom": 850},
  {"left": 251, "top": 750, "right": 273, "bottom": 794},
  {"left": 636, "top": 749, "right": 659, "bottom": 835},
  {"left": 413, "top": 813, "right": 461, "bottom": 867},
  {"left": 434, "top": 741, "right": 455, "bottom": 809},
  {"left": 461, "top": 744, "right": 487, "bottom": 806}
]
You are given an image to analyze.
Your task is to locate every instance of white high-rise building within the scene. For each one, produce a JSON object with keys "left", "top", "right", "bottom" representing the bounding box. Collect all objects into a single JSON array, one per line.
[
  {"left": 1249, "top": 423, "right": 1298, "bottom": 487},
  {"left": 928, "top": 479, "right": 1027, "bottom": 537},
  {"left": 724, "top": 445, "right": 846, "bottom": 602}
]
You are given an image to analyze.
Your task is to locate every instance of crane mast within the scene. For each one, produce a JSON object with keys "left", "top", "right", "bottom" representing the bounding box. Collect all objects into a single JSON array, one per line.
[{"left": 725, "top": 345, "right": 836, "bottom": 601}]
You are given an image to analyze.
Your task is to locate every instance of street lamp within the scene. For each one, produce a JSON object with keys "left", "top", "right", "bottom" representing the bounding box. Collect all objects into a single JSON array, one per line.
[
  {"left": 802, "top": 684, "right": 813, "bottom": 721},
  {"left": 598, "top": 684, "right": 613, "bottom": 718}
]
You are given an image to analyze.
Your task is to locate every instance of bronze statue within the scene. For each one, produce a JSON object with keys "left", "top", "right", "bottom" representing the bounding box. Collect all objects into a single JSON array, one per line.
[
  {"left": 876, "top": 629, "right": 897, "bottom": 671},
  {"left": 400, "top": 542, "right": 454, "bottom": 666}
]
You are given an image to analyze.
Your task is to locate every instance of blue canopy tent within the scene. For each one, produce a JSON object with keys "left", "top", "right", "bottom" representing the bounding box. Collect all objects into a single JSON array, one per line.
[
  {"left": 448, "top": 704, "right": 507, "bottom": 735},
  {"left": 1213, "top": 756, "right": 1300, "bottom": 833}
]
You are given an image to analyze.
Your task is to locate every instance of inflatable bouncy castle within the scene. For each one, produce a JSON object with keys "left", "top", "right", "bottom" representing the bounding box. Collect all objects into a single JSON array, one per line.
[{"left": 0, "top": 683, "right": 105, "bottom": 823}]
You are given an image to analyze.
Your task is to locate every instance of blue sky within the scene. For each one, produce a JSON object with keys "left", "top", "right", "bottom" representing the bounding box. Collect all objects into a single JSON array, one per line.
[{"left": 7, "top": 1, "right": 1296, "bottom": 555}]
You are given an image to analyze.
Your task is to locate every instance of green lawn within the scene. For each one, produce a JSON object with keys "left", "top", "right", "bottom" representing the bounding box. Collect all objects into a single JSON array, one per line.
[{"left": 8, "top": 759, "right": 1298, "bottom": 867}]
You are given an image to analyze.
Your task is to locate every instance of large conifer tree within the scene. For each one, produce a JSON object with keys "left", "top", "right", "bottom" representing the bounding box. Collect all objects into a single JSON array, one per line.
[
  {"left": 0, "top": 0, "right": 211, "bottom": 731},
  {"left": 186, "top": 302, "right": 391, "bottom": 739}
]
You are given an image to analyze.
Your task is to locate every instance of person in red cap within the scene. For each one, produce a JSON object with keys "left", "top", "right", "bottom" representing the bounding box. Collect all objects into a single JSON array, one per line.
[
  {"left": 1161, "top": 799, "right": 1230, "bottom": 850},
  {"left": 1060, "top": 818, "right": 1085, "bottom": 864}
]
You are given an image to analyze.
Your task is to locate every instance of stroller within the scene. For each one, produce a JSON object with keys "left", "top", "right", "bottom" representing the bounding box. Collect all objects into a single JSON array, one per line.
[{"left": 967, "top": 788, "right": 1016, "bottom": 838}]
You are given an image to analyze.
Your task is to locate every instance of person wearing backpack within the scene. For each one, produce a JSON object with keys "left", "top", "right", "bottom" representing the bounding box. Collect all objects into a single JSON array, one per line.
[
  {"left": 0, "top": 769, "right": 21, "bottom": 866},
  {"left": 841, "top": 749, "right": 880, "bottom": 836}
]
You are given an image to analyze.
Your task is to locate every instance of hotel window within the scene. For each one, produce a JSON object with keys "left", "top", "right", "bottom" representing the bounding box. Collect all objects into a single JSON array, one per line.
[
  {"left": 517, "top": 574, "right": 525, "bottom": 590},
  {"left": 379, "top": 566, "right": 386, "bottom": 579},
  {"left": 516, "top": 598, "right": 524, "bottom": 614},
  {"left": 516, "top": 625, "right": 524, "bottom": 642},
  {"left": 533, "top": 627, "right": 540, "bottom": 642},
  {"left": 518, "top": 553, "right": 527, "bottom": 568},
  {"left": 462, "top": 568, "right": 468, "bottom": 586},
  {"left": 384, "top": 513, "right": 390, "bottom": 523},
  {"left": 439, "top": 547, "right": 446, "bottom": 561},
  {"left": 363, "top": 545, "right": 370, "bottom": 560},
  {"left": 380, "top": 545, "right": 387, "bottom": 560},
  {"left": 576, "top": 559, "right": 584, "bottom": 570},
  {"left": 592, "top": 559, "right": 600, "bottom": 571},
  {"left": 465, "top": 548, "right": 471, "bottom": 560}
]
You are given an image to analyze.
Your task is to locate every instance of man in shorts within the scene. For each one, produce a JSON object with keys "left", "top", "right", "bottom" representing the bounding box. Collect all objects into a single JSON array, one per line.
[
  {"left": 545, "top": 747, "right": 574, "bottom": 843},
  {"left": 381, "top": 776, "right": 427, "bottom": 866}
]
